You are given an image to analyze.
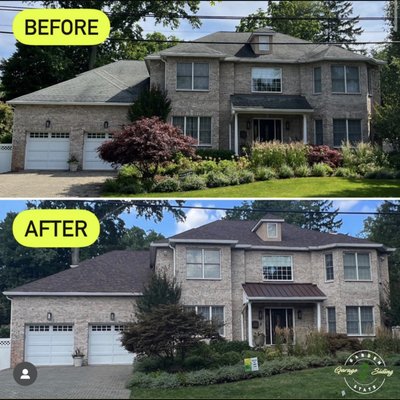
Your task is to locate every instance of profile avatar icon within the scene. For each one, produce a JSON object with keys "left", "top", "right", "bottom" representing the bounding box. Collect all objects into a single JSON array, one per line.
[
  {"left": 13, "top": 362, "right": 37, "bottom": 386},
  {"left": 20, "top": 368, "right": 30, "bottom": 380}
]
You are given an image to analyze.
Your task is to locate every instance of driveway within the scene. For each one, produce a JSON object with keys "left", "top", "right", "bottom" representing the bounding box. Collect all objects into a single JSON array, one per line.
[
  {"left": 0, "top": 365, "right": 132, "bottom": 399},
  {"left": 0, "top": 171, "right": 117, "bottom": 198}
]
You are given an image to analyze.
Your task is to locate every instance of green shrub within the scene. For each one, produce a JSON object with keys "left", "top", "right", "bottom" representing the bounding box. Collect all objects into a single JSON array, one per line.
[
  {"left": 305, "top": 331, "right": 330, "bottom": 356},
  {"left": 388, "top": 152, "right": 400, "bottom": 170},
  {"left": 326, "top": 334, "right": 362, "bottom": 355},
  {"left": 333, "top": 167, "right": 354, "bottom": 178},
  {"left": 183, "top": 355, "right": 212, "bottom": 371},
  {"left": 196, "top": 149, "right": 236, "bottom": 160},
  {"left": 224, "top": 169, "right": 240, "bottom": 185},
  {"left": 180, "top": 174, "right": 207, "bottom": 191},
  {"left": 364, "top": 169, "right": 395, "bottom": 180},
  {"left": 119, "top": 164, "right": 142, "bottom": 178},
  {"left": 361, "top": 338, "right": 375, "bottom": 351},
  {"left": 103, "top": 177, "right": 145, "bottom": 194},
  {"left": 194, "top": 160, "right": 219, "bottom": 175},
  {"left": 278, "top": 164, "right": 295, "bottom": 179},
  {"left": 254, "top": 166, "right": 276, "bottom": 181},
  {"left": 218, "top": 351, "right": 242, "bottom": 366},
  {"left": 288, "top": 342, "right": 305, "bottom": 357},
  {"left": 265, "top": 347, "right": 283, "bottom": 360},
  {"left": 294, "top": 165, "right": 310, "bottom": 177},
  {"left": 0, "top": 326, "right": 10, "bottom": 338},
  {"left": 206, "top": 171, "right": 231, "bottom": 188},
  {"left": 134, "top": 357, "right": 166, "bottom": 373},
  {"left": 238, "top": 170, "right": 255, "bottom": 184},
  {"left": 285, "top": 142, "right": 309, "bottom": 169},
  {"left": 210, "top": 340, "right": 251, "bottom": 354},
  {"left": 342, "top": 142, "right": 389, "bottom": 176},
  {"left": 278, "top": 356, "right": 308, "bottom": 371},
  {"left": 335, "top": 351, "right": 352, "bottom": 364},
  {"left": 311, "top": 162, "right": 333, "bottom": 177},
  {"left": 153, "top": 177, "right": 180, "bottom": 192}
]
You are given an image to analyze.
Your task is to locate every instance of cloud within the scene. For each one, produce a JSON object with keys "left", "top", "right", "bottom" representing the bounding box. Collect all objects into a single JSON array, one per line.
[
  {"left": 333, "top": 200, "right": 363, "bottom": 212},
  {"left": 175, "top": 203, "right": 225, "bottom": 234}
]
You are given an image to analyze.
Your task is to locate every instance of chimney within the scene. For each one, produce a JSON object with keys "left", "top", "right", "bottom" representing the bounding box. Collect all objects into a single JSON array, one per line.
[{"left": 70, "top": 248, "right": 80, "bottom": 268}]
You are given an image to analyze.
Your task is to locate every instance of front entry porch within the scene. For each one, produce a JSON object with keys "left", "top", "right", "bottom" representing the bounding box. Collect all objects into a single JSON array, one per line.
[
  {"left": 242, "top": 283, "right": 326, "bottom": 347},
  {"left": 230, "top": 94, "right": 314, "bottom": 154}
]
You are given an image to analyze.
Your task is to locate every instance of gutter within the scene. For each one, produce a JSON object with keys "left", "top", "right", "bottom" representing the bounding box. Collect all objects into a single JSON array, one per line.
[
  {"left": 3, "top": 291, "right": 143, "bottom": 297},
  {"left": 7, "top": 101, "right": 132, "bottom": 106}
]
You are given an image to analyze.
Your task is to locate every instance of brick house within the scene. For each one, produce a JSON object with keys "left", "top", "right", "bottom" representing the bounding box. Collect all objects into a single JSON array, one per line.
[
  {"left": 4, "top": 216, "right": 392, "bottom": 367},
  {"left": 8, "top": 28, "right": 383, "bottom": 171}
]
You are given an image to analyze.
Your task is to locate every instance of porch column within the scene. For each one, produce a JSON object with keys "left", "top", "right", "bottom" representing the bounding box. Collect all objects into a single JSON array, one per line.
[
  {"left": 234, "top": 112, "right": 239, "bottom": 155},
  {"left": 302, "top": 114, "right": 308, "bottom": 144},
  {"left": 317, "top": 302, "right": 322, "bottom": 332},
  {"left": 247, "top": 301, "right": 253, "bottom": 347}
]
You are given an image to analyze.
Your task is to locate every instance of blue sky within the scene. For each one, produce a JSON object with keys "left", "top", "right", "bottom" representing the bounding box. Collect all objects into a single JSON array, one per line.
[
  {"left": 0, "top": 199, "right": 384, "bottom": 239},
  {"left": 0, "top": 1, "right": 389, "bottom": 60}
]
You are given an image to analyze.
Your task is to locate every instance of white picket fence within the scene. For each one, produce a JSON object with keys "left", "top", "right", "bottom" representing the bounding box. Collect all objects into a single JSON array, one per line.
[
  {"left": 0, "top": 338, "right": 11, "bottom": 370},
  {"left": 0, "top": 144, "right": 12, "bottom": 173}
]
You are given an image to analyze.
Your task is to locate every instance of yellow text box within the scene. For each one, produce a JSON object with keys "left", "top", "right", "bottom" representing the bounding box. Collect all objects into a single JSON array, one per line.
[
  {"left": 13, "top": 9, "right": 110, "bottom": 46},
  {"left": 13, "top": 210, "right": 100, "bottom": 248}
]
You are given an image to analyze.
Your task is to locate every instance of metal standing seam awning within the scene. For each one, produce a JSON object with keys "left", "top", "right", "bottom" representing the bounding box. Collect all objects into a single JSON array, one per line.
[
  {"left": 242, "top": 282, "right": 326, "bottom": 347},
  {"left": 230, "top": 94, "right": 314, "bottom": 154}
]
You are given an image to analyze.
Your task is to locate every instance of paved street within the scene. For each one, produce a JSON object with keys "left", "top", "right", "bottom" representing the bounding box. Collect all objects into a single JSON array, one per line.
[
  {"left": 0, "top": 171, "right": 117, "bottom": 198},
  {"left": 0, "top": 365, "right": 132, "bottom": 399}
]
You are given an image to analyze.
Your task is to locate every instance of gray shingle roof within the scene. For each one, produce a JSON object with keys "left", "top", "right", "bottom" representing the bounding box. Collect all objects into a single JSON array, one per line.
[
  {"left": 152, "top": 30, "right": 382, "bottom": 65},
  {"left": 167, "top": 219, "right": 386, "bottom": 250},
  {"left": 231, "top": 94, "right": 313, "bottom": 110},
  {"left": 5, "top": 250, "right": 152, "bottom": 294},
  {"left": 8, "top": 60, "right": 149, "bottom": 105},
  {"left": 243, "top": 283, "right": 326, "bottom": 299}
]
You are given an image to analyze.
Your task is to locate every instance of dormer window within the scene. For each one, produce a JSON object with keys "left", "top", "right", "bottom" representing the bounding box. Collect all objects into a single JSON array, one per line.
[
  {"left": 259, "top": 35, "right": 270, "bottom": 52},
  {"left": 267, "top": 223, "right": 278, "bottom": 238}
]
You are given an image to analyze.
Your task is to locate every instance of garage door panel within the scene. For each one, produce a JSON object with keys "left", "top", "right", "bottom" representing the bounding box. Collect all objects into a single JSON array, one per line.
[
  {"left": 88, "top": 325, "right": 134, "bottom": 365},
  {"left": 25, "top": 133, "right": 70, "bottom": 170},
  {"left": 83, "top": 133, "right": 114, "bottom": 170},
  {"left": 25, "top": 325, "right": 73, "bottom": 366}
]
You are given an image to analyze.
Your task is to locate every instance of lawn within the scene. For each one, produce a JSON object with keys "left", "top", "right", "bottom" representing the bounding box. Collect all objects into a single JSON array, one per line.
[
  {"left": 131, "top": 366, "right": 400, "bottom": 399},
  {"left": 106, "top": 177, "right": 400, "bottom": 198}
]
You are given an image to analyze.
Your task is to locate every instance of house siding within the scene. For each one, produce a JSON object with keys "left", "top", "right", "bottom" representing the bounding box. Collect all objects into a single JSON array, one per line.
[
  {"left": 11, "top": 105, "right": 130, "bottom": 171},
  {"left": 9, "top": 296, "right": 137, "bottom": 368}
]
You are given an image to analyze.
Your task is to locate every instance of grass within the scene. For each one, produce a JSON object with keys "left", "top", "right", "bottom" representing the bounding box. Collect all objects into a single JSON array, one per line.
[
  {"left": 105, "top": 177, "right": 400, "bottom": 198},
  {"left": 131, "top": 366, "right": 400, "bottom": 399}
]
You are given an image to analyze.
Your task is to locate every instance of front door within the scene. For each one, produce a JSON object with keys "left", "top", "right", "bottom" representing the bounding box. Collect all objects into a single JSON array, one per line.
[
  {"left": 265, "top": 308, "right": 293, "bottom": 345},
  {"left": 254, "top": 119, "right": 282, "bottom": 142}
]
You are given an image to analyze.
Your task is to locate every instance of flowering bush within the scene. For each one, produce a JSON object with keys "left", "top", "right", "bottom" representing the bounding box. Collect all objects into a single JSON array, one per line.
[{"left": 308, "top": 145, "right": 343, "bottom": 168}]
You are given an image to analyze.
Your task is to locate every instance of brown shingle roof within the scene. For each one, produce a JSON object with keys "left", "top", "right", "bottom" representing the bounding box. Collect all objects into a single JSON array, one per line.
[
  {"left": 243, "top": 282, "right": 326, "bottom": 299},
  {"left": 5, "top": 250, "right": 151, "bottom": 294},
  {"left": 169, "top": 219, "right": 382, "bottom": 249}
]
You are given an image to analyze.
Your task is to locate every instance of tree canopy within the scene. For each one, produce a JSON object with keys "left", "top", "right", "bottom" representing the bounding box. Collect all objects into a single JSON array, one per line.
[
  {"left": 363, "top": 201, "right": 400, "bottom": 325},
  {"left": 224, "top": 200, "right": 342, "bottom": 232},
  {"left": 0, "top": 102, "right": 13, "bottom": 143},
  {"left": 236, "top": 0, "right": 362, "bottom": 46}
]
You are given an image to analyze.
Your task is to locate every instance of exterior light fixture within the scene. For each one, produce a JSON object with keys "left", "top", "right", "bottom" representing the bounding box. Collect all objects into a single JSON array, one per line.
[
  {"left": 110, "top": 312, "right": 115, "bottom": 321},
  {"left": 258, "top": 310, "right": 263, "bottom": 320},
  {"left": 285, "top": 121, "right": 290, "bottom": 130},
  {"left": 104, "top": 121, "right": 109, "bottom": 129},
  {"left": 45, "top": 120, "right": 51, "bottom": 128},
  {"left": 246, "top": 120, "right": 251, "bottom": 130},
  {"left": 297, "top": 310, "right": 302, "bottom": 320},
  {"left": 47, "top": 312, "right": 52, "bottom": 321}
]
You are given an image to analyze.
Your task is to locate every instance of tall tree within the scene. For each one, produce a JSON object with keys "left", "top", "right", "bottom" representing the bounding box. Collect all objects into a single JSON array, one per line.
[
  {"left": 236, "top": 1, "right": 323, "bottom": 41},
  {"left": 385, "top": 0, "right": 400, "bottom": 60},
  {"left": 363, "top": 201, "right": 400, "bottom": 325},
  {"left": 38, "top": 0, "right": 206, "bottom": 69},
  {"left": 121, "top": 226, "right": 165, "bottom": 251},
  {"left": 0, "top": 102, "right": 13, "bottom": 143},
  {"left": 318, "top": 1, "right": 363, "bottom": 47},
  {"left": 224, "top": 200, "right": 342, "bottom": 232}
]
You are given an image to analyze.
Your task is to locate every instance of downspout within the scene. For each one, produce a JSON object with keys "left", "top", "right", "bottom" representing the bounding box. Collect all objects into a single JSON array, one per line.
[{"left": 168, "top": 243, "right": 176, "bottom": 277}]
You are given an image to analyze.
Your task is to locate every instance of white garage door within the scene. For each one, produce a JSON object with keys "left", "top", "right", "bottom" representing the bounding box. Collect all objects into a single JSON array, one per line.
[
  {"left": 83, "top": 133, "right": 114, "bottom": 170},
  {"left": 25, "top": 325, "right": 74, "bottom": 366},
  {"left": 88, "top": 325, "right": 134, "bottom": 365},
  {"left": 25, "top": 133, "right": 70, "bottom": 170}
]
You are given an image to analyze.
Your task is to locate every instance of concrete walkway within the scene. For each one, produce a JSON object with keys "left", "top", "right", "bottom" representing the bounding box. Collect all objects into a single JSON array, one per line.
[
  {"left": 0, "top": 365, "right": 132, "bottom": 399},
  {"left": 0, "top": 171, "right": 117, "bottom": 198}
]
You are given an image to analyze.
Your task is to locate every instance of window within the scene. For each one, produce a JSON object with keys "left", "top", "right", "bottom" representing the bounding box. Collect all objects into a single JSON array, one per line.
[
  {"left": 315, "top": 119, "right": 323, "bottom": 145},
  {"left": 267, "top": 223, "right": 278, "bottom": 238},
  {"left": 333, "top": 119, "right": 362, "bottom": 147},
  {"left": 331, "top": 66, "right": 360, "bottom": 93},
  {"left": 177, "top": 62, "right": 209, "bottom": 90},
  {"left": 185, "top": 305, "right": 225, "bottom": 335},
  {"left": 325, "top": 253, "right": 334, "bottom": 281},
  {"left": 186, "top": 249, "right": 221, "bottom": 279},
  {"left": 344, "top": 252, "right": 371, "bottom": 280},
  {"left": 172, "top": 116, "right": 212, "bottom": 146},
  {"left": 314, "top": 67, "right": 322, "bottom": 93},
  {"left": 252, "top": 68, "right": 282, "bottom": 92},
  {"left": 262, "top": 255, "right": 293, "bottom": 280},
  {"left": 259, "top": 36, "right": 270, "bottom": 51},
  {"left": 327, "top": 307, "right": 336, "bottom": 333},
  {"left": 346, "top": 306, "right": 374, "bottom": 335}
]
